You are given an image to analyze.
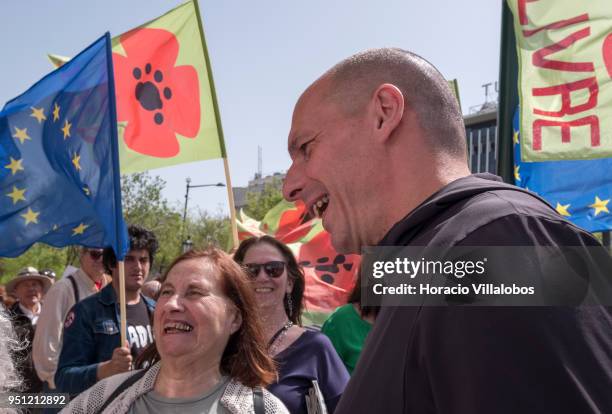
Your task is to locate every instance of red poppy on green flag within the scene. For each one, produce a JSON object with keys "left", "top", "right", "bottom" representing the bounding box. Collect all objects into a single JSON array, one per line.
[
  {"left": 49, "top": 0, "right": 225, "bottom": 173},
  {"left": 238, "top": 200, "right": 361, "bottom": 324},
  {"left": 113, "top": 0, "right": 224, "bottom": 173},
  {"left": 113, "top": 28, "right": 201, "bottom": 159}
]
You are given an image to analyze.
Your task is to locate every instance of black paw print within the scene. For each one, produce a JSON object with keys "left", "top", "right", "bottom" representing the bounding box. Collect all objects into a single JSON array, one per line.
[
  {"left": 133, "top": 63, "right": 172, "bottom": 125},
  {"left": 299, "top": 254, "right": 353, "bottom": 284}
]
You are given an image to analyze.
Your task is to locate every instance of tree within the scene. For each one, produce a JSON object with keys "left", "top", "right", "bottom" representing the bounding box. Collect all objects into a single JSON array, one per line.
[
  {"left": 121, "top": 172, "right": 184, "bottom": 276},
  {"left": 184, "top": 210, "right": 231, "bottom": 253},
  {"left": 243, "top": 178, "right": 284, "bottom": 221},
  {"left": 121, "top": 172, "right": 232, "bottom": 275},
  {"left": 0, "top": 245, "right": 69, "bottom": 284}
]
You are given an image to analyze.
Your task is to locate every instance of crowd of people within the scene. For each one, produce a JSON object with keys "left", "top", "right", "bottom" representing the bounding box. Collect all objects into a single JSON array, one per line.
[
  {"left": 1, "top": 47, "right": 611, "bottom": 413},
  {"left": 0, "top": 228, "right": 356, "bottom": 413}
]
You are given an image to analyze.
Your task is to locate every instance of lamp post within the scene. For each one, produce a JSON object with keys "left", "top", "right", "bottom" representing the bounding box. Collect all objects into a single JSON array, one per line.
[
  {"left": 182, "top": 237, "right": 193, "bottom": 253},
  {"left": 181, "top": 178, "right": 225, "bottom": 250}
]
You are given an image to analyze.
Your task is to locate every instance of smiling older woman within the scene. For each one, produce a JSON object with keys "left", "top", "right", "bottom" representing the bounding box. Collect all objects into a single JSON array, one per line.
[{"left": 61, "top": 248, "right": 288, "bottom": 414}]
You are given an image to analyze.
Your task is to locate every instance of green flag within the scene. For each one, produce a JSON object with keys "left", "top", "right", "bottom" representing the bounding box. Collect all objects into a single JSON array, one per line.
[
  {"left": 50, "top": 1, "right": 225, "bottom": 173},
  {"left": 508, "top": 0, "right": 612, "bottom": 162}
]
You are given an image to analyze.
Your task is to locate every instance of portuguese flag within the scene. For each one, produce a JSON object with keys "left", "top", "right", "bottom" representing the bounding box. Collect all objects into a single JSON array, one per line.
[
  {"left": 50, "top": 0, "right": 225, "bottom": 173},
  {"left": 238, "top": 200, "right": 361, "bottom": 325}
]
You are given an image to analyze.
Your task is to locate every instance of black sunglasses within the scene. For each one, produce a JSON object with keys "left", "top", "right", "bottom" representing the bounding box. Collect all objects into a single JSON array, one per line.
[
  {"left": 87, "top": 250, "right": 103, "bottom": 260},
  {"left": 41, "top": 270, "right": 56, "bottom": 278},
  {"left": 244, "top": 261, "right": 286, "bottom": 279}
]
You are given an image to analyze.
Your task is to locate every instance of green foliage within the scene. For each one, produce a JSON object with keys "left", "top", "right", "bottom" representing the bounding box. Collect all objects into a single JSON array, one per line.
[
  {"left": 122, "top": 172, "right": 185, "bottom": 276},
  {"left": 0, "top": 245, "right": 70, "bottom": 284},
  {"left": 121, "top": 172, "right": 232, "bottom": 275},
  {"left": 243, "top": 179, "right": 284, "bottom": 221},
  {"left": 183, "top": 210, "right": 231, "bottom": 252},
  {"left": 0, "top": 172, "right": 232, "bottom": 284}
]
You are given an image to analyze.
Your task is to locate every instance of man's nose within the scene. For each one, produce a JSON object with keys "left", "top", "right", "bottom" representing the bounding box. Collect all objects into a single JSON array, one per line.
[
  {"left": 134, "top": 260, "right": 144, "bottom": 272},
  {"left": 283, "top": 162, "right": 304, "bottom": 202}
]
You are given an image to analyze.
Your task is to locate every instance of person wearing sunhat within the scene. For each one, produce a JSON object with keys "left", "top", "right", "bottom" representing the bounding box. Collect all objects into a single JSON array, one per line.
[
  {"left": 7, "top": 266, "right": 51, "bottom": 325},
  {"left": 7, "top": 266, "right": 51, "bottom": 394}
]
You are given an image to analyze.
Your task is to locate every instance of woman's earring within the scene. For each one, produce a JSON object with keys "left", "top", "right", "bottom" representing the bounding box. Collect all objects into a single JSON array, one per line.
[{"left": 286, "top": 292, "right": 293, "bottom": 319}]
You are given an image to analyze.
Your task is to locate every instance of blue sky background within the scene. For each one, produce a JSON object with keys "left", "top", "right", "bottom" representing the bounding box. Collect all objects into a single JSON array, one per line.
[{"left": 0, "top": 0, "right": 502, "bottom": 216}]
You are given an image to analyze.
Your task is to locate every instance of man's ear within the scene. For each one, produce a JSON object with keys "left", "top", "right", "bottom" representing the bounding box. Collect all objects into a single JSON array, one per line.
[{"left": 371, "top": 83, "right": 404, "bottom": 142}]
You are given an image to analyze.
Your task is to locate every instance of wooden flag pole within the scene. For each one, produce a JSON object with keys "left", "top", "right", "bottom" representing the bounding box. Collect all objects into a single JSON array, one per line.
[
  {"left": 223, "top": 157, "right": 239, "bottom": 249},
  {"left": 193, "top": 0, "right": 239, "bottom": 249},
  {"left": 118, "top": 261, "right": 127, "bottom": 346}
]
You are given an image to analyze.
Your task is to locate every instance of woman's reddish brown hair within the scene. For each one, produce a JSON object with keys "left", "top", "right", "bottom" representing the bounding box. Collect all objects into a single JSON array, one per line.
[{"left": 136, "top": 247, "right": 277, "bottom": 387}]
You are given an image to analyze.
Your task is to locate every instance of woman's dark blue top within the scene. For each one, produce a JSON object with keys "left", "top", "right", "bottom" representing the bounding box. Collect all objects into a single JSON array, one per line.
[{"left": 268, "top": 329, "right": 350, "bottom": 414}]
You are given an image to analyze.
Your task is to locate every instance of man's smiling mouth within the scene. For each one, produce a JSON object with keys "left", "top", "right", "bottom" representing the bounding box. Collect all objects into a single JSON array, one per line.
[{"left": 311, "top": 195, "right": 329, "bottom": 218}]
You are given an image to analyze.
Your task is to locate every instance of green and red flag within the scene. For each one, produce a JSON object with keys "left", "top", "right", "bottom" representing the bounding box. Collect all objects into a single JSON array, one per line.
[
  {"left": 50, "top": 0, "right": 225, "bottom": 173},
  {"left": 238, "top": 200, "right": 361, "bottom": 325}
]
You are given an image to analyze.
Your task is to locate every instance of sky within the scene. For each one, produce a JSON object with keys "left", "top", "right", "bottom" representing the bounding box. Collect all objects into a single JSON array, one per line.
[{"left": 0, "top": 0, "right": 502, "bottom": 218}]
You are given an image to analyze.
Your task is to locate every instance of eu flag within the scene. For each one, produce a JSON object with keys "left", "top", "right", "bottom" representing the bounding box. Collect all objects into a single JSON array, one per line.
[
  {"left": 513, "top": 109, "right": 612, "bottom": 233},
  {"left": 0, "top": 33, "right": 128, "bottom": 259}
]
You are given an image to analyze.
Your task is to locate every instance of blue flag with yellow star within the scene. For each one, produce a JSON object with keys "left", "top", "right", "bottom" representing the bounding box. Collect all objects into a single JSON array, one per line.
[
  {"left": 0, "top": 33, "right": 128, "bottom": 258},
  {"left": 513, "top": 109, "right": 612, "bottom": 232}
]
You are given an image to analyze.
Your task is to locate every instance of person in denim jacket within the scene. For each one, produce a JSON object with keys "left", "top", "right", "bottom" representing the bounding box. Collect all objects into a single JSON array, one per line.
[{"left": 55, "top": 225, "right": 158, "bottom": 396}]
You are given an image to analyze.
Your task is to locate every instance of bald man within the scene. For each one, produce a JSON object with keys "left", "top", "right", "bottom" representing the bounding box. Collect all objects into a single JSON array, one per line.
[{"left": 283, "top": 48, "right": 612, "bottom": 413}]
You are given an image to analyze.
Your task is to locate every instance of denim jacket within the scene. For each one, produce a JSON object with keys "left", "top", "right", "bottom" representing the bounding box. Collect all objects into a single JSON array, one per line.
[{"left": 55, "top": 284, "right": 155, "bottom": 396}]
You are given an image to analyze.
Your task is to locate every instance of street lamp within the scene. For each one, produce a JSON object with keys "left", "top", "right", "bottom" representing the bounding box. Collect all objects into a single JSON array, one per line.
[
  {"left": 181, "top": 177, "right": 225, "bottom": 250},
  {"left": 182, "top": 237, "right": 193, "bottom": 253}
]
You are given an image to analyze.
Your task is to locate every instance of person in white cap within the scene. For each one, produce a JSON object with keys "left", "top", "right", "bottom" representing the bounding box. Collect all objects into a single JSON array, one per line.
[{"left": 6, "top": 266, "right": 51, "bottom": 393}]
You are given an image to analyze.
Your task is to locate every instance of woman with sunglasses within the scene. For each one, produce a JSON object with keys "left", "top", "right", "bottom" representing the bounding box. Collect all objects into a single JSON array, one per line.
[{"left": 234, "top": 236, "right": 349, "bottom": 414}]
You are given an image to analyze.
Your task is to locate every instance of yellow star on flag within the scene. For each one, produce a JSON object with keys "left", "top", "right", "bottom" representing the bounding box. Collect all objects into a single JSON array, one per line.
[
  {"left": 513, "top": 131, "right": 519, "bottom": 145},
  {"left": 52, "top": 224, "right": 59, "bottom": 231},
  {"left": 83, "top": 186, "right": 91, "bottom": 196},
  {"left": 30, "top": 106, "right": 47, "bottom": 123},
  {"left": 555, "top": 202, "right": 571, "bottom": 217},
  {"left": 62, "top": 119, "right": 72, "bottom": 139},
  {"left": 6, "top": 186, "right": 26, "bottom": 204},
  {"left": 21, "top": 208, "right": 40, "bottom": 225},
  {"left": 12, "top": 127, "right": 31, "bottom": 144},
  {"left": 53, "top": 103, "right": 60, "bottom": 121},
  {"left": 589, "top": 196, "right": 610, "bottom": 217},
  {"left": 72, "top": 222, "right": 89, "bottom": 235},
  {"left": 514, "top": 165, "right": 521, "bottom": 182},
  {"left": 72, "top": 153, "right": 81, "bottom": 171},
  {"left": 4, "top": 157, "right": 24, "bottom": 175}
]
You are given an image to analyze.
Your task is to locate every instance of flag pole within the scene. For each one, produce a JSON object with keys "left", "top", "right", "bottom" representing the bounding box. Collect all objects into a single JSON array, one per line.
[
  {"left": 193, "top": 0, "right": 239, "bottom": 248},
  {"left": 497, "top": 0, "right": 519, "bottom": 184},
  {"left": 223, "top": 158, "right": 240, "bottom": 248},
  {"left": 105, "top": 31, "right": 128, "bottom": 343},
  {"left": 118, "top": 261, "right": 127, "bottom": 346}
]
